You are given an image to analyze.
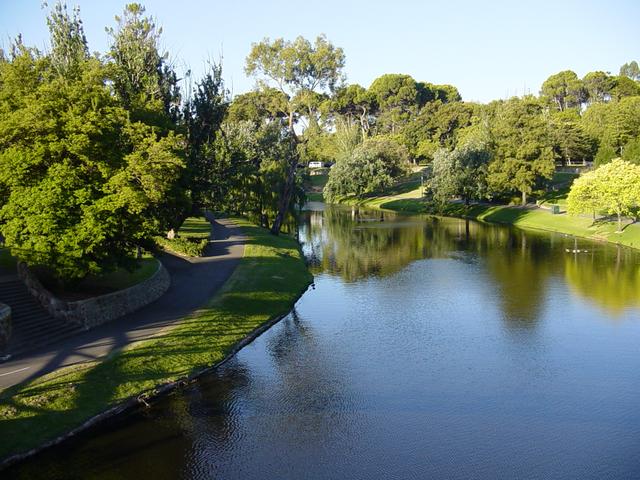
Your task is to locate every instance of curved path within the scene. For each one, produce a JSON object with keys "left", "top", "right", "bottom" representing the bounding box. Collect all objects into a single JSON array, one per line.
[{"left": 0, "top": 217, "right": 245, "bottom": 390}]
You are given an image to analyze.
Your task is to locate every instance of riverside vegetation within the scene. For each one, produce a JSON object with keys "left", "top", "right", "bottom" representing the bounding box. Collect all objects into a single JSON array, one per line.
[
  {"left": 0, "top": 219, "right": 312, "bottom": 460},
  {"left": 1, "top": 0, "right": 640, "bottom": 466}
]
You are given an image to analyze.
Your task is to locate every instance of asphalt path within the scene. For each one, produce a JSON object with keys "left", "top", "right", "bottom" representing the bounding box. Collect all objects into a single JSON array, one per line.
[{"left": 0, "top": 216, "right": 245, "bottom": 390}]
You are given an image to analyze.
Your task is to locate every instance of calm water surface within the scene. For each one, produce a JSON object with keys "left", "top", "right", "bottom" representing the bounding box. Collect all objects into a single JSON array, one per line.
[{"left": 8, "top": 204, "right": 640, "bottom": 479}]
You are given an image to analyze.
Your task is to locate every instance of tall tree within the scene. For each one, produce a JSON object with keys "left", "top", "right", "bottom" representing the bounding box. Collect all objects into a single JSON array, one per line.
[
  {"left": 0, "top": 49, "right": 184, "bottom": 282},
  {"left": 46, "top": 1, "right": 88, "bottom": 78},
  {"left": 488, "top": 97, "right": 555, "bottom": 205},
  {"left": 540, "top": 70, "right": 587, "bottom": 111},
  {"left": 567, "top": 159, "right": 640, "bottom": 232},
  {"left": 245, "top": 35, "right": 345, "bottom": 234},
  {"left": 619, "top": 60, "right": 640, "bottom": 81},
  {"left": 106, "top": 3, "right": 179, "bottom": 124},
  {"left": 582, "top": 71, "right": 615, "bottom": 104},
  {"left": 330, "top": 84, "right": 374, "bottom": 135},
  {"left": 368, "top": 74, "right": 422, "bottom": 133},
  {"left": 183, "top": 63, "right": 229, "bottom": 209}
]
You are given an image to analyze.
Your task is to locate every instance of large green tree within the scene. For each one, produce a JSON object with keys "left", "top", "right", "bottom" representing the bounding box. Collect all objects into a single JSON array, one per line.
[
  {"left": 488, "top": 97, "right": 555, "bottom": 204},
  {"left": 0, "top": 47, "right": 184, "bottom": 282},
  {"left": 324, "top": 138, "right": 410, "bottom": 201},
  {"left": 245, "top": 35, "right": 345, "bottom": 234},
  {"left": 429, "top": 138, "right": 491, "bottom": 206},
  {"left": 540, "top": 70, "right": 586, "bottom": 111},
  {"left": 567, "top": 159, "right": 640, "bottom": 231}
]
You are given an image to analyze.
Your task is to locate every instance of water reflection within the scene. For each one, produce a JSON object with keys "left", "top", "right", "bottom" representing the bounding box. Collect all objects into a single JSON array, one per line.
[
  {"left": 6, "top": 205, "right": 640, "bottom": 479},
  {"left": 300, "top": 205, "right": 640, "bottom": 318},
  {"left": 564, "top": 245, "right": 640, "bottom": 315}
]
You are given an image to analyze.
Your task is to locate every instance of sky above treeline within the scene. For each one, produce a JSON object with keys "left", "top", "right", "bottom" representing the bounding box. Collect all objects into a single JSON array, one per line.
[{"left": 1, "top": 0, "right": 638, "bottom": 103}]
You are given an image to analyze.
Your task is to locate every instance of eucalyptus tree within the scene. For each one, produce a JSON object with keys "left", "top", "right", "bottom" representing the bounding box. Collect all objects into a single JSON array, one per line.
[
  {"left": 619, "top": 61, "right": 640, "bottom": 81},
  {"left": 245, "top": 35, "right": 345, "bottom": 234}
]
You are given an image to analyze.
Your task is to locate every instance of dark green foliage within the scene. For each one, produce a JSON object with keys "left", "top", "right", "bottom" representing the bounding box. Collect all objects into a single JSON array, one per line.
[
  {"left": 540, "top": 70, "right": 587, "bottom": 111},
  {"left": 548, "top": 111, "right": 597, "bottom": 165},
  {"left": 155, "top": 236, "right": 208, "bottom": 257},
  {"left": 488, "top": 97, "right": 555, "bottom": 204}
]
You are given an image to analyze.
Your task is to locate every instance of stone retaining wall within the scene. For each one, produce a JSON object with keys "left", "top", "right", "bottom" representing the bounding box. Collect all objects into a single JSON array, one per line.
[
  {"left": 17, "top": 261, "right": 170, "bottom": 330},
  {"left": 0, "top": 303, "right": 11, "bottom": 352}
]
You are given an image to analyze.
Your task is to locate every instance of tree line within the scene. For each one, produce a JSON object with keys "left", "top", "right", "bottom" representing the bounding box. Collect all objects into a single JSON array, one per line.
[{"left": 1, "top": 2, "right": 639, "bottom": 284}]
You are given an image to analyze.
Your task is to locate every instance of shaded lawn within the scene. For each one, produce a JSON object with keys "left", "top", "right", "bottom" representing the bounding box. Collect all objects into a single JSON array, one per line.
[
  {"left": 76, "top": 257, "right": 159, "bottom": 294},
  {"left": 0, "top": 219, "right": 313, "bottom": 460}
]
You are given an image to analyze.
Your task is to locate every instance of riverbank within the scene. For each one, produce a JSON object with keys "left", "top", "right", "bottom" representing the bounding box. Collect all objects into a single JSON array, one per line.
[
  {"left": 336, "top": 187, "right": 640, "bottom": 251},
  {"left": 0, "top": 219, "right": 313, "bottom": 466}
]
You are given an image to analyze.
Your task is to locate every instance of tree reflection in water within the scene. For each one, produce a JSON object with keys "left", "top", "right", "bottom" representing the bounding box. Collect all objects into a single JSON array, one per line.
[{"left": 299, "top": 205, "right": 640, "bottom": 320}]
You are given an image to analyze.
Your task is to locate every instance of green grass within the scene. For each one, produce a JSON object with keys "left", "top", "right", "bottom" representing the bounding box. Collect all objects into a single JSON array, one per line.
[
  {"left": 332, "top": 173, "right": 640, "bottom": 251},
  {"left": 179, "top": 216, "right": 211, "bottom": 239},
  {"left": 0, "top": 219, "right": 313, "bottom": 461},
  {"left": 306, "top": 192, "right": 325, "bottom": 202},
  {"left": 308, "top": 174, "right": 328, "bottom": 188},
  {"left": 155, "top": 216, "right": 211, "bottom": 257},
  {"left": 76, "top": 257, "right": 159, "bottom": 293}
]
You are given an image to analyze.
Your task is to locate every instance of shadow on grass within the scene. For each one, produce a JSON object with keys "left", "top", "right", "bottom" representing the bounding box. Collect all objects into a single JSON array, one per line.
[{"left": 0, "top": 220, "right": 312, "bottom": 461}]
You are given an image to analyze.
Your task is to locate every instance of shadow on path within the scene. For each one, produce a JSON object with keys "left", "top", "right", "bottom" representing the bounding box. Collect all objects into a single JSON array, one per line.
[{"left": 0, "top": 217, "right": 246, "bottom": 390}]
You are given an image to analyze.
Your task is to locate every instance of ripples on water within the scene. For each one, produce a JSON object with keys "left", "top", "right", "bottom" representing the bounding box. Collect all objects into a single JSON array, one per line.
[{"left": 7, "top": 205, "right": 640, "bottom": 479}]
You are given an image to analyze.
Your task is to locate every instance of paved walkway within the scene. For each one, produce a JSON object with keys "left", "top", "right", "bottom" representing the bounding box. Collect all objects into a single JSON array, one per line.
[{"left": 0, "top": 216, "right": 245, "bottom": 390}]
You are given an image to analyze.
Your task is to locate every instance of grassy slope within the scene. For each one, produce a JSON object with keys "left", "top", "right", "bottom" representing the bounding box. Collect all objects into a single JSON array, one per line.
[
  {"left": 155, "top": 216, "right": 211, "bottom": 257},
  {"left": 0, "top": 219, "right": 312, "bottom": 460},
  {"left": 335, "top": 174, "right": 640, "bottom": 250},
  {"left": 304, "top": 174, "right": 329, "bottom": 202}
]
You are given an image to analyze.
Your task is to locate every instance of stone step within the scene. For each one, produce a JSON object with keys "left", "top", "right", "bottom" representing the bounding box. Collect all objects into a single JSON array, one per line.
[{"left": 0, "top": 279, "right": 84, "bottom": 358}]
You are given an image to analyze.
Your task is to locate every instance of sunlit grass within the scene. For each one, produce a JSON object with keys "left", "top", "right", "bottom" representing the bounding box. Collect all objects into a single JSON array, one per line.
[{"left": 0, "top": 219, "right": 312, "bottom": 460}]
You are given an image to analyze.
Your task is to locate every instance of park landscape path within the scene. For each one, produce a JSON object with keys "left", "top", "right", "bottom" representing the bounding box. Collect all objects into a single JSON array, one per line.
[{"left": 0, "top": 216, "right": 245, "bottom": 390}]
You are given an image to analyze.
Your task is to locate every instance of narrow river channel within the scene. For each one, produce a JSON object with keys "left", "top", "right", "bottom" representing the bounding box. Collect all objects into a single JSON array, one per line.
[{"left": 8, "top": 204, "right": 640, "bottom": 479}]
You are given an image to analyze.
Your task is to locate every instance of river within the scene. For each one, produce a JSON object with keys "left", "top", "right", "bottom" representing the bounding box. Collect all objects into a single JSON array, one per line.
[{"left": 7, "top": 204, "right": 640, "bottom": 479}]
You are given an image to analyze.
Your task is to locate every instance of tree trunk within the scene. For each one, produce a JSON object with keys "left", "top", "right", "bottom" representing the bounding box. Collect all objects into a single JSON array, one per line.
[
  {"left": 270, "top": 112, "right": 298, "bottom": 236},
  {"left": 521, "top": 190, "right": 527, "bottom": 206},
  {"left": 617, "top": 212, "right": 622, "bottom": 233}
]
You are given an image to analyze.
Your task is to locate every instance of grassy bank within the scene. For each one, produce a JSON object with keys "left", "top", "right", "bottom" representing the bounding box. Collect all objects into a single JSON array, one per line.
[
  {"left": 335, "top": 183, "right": 640, "bottom": 250},
  {"left": 155, "top": 216, "right": 211, "bottom": 257},
  {"left": 0, "top": 219, "right": 312, "bottom": 462}
]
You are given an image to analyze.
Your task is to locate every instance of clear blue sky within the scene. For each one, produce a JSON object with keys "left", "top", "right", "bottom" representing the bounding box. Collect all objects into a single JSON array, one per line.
[{"left": 1, "top": 0, "right": 638, "bottom": 102}]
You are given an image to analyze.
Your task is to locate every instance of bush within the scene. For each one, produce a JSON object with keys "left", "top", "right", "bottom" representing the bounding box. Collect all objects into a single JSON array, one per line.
[{"left": 155, "top": 236, "right": 209, "bottom": 257}]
